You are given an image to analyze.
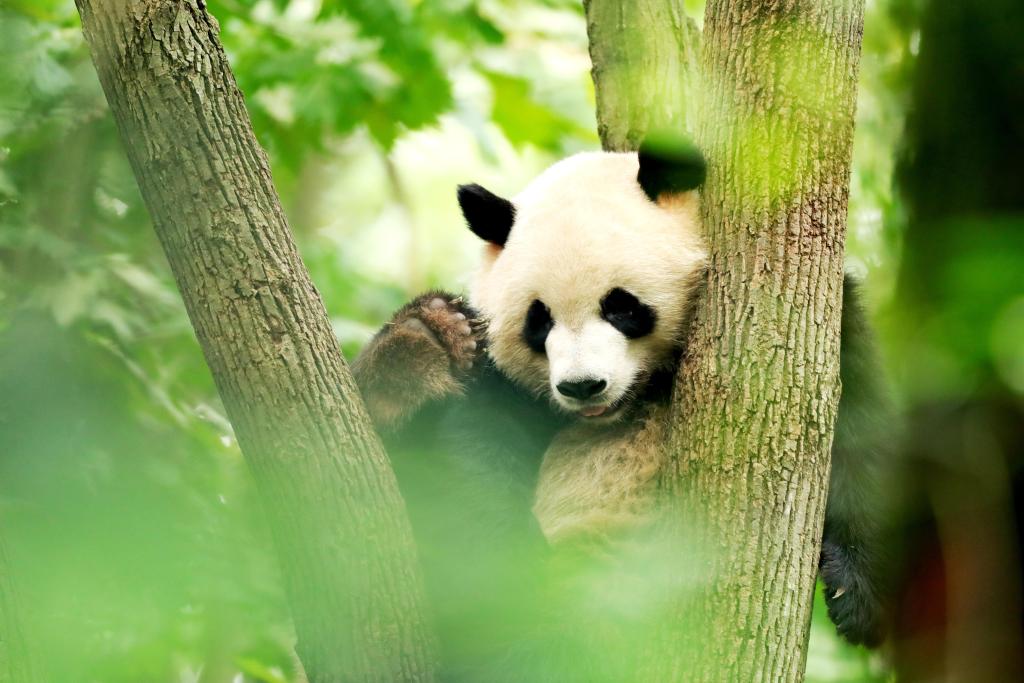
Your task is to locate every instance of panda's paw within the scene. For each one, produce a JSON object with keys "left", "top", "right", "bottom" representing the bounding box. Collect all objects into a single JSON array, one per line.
[
  {"left": 819, "top": 539, "right": 886, "bottom": 647},
  {"left": 392, "top": 291, "right": 484, "bottom": 373},
  {"left": 353, "top": 291, "right": 485, "bottom": 430}
]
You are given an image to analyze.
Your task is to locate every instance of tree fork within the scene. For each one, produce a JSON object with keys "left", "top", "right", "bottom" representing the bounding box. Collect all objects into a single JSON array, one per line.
[{"left": 74, "top": 1, "right": 437, "bottom": 680}]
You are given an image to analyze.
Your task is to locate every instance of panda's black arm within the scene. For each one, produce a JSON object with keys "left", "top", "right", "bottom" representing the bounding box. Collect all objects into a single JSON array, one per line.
[{"left": 820, "top": 275, "right": 899, "bottom": 646}]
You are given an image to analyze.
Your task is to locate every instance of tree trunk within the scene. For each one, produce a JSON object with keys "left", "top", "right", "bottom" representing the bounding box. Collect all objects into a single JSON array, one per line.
[
  {"left": 589, "top": 2, "right": 864, "bottom": 681},
  {"left": 0, "top": 534, "right": 42, "bottom": 683},
  {"left": 584, "top": 0, "right": 701, "bottom": 151},
  {"left": 74, "top": 1, "right": 437, "bottom": 681}
]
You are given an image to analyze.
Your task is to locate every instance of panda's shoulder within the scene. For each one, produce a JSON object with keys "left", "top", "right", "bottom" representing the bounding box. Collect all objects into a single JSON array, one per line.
[{"left": 430, "top": 362, "right": 568, "bottom": 457}]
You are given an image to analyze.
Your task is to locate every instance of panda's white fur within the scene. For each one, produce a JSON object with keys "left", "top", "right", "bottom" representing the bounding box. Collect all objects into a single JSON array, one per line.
[
  {"left": 470, "top": 152, "right": 706, "bottom": 422},
  {"left": 466, "top": 151, "right": 706, "bottom": 546}
]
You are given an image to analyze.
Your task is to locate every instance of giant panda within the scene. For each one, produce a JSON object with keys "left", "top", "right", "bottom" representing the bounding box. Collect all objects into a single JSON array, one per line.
[{"left": 352, "top": 142, "right": 893, "bottom": 679}]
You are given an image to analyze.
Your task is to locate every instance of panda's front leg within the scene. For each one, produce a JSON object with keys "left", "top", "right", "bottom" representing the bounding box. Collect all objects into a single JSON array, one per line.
[
  {"left": 351, "top": 291, "right": 483, "bottom": 433},
  {"left": 819, "top": 496, "right": 889, "bottom": 647},
  {"left": 817, "top": 276, "right": 895, "bottom": 647}
]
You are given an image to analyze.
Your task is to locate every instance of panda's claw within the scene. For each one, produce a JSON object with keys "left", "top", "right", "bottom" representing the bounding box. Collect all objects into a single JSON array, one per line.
[
  {"left": 819, "top": 539, "right": 886, "bottom": 647},
  {"left": 394, "top": 291, "right": 485, "bottom": 376}
]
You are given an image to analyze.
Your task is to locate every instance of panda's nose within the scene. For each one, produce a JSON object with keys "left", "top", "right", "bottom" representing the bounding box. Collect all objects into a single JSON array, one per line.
[{"left": 556, "top": 378, "right": 607, "bottom": 400}]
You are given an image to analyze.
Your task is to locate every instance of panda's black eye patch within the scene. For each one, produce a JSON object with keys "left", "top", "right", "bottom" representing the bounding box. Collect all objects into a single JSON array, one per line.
[
  {"left": 523, "top": 299, "right": 554, "bottom": 353},
  {"left": 601, "top": 288, "right": 656, "bottom": 339}
]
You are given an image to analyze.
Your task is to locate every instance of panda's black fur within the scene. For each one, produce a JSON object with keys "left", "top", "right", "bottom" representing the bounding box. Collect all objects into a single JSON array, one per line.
[
  {"left": 383, "top": 360, "right": 567, "bottom": 659},
  {"left": 820, "top": 276, "right": 896, "bottom": 647},
  {"left": 352, "top": 144, "right": 895, "bottom": 680}
]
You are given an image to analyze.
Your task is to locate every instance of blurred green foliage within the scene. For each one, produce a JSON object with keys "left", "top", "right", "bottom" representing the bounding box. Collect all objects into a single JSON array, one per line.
[{"left": 0, "top": 0, "right": 946, "bottom": 680}]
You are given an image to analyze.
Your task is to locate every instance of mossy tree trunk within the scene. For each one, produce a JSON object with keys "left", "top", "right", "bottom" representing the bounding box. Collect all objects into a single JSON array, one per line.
[
  {"left": 584, "top": 0, "right": 701, "bottom": 151},
  {"left": 591, "top": 1, "right": 865, "bottom": 680},
  {"left": 74, "top": 1, "right": 437, "bottom": 681}
]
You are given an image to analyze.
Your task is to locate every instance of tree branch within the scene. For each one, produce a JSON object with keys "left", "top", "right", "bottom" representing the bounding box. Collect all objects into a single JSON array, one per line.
[{"left": 585, "top": 0, "right": 701, "bottom": 151}]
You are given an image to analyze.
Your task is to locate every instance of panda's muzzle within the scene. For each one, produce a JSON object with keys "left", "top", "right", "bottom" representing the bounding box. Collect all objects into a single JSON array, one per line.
[
  {"left": 554, "top": 379, "right": 629, "bottom": 419},
  {"left": 555, "top": 378, "right": 607, "bottom": 400}
]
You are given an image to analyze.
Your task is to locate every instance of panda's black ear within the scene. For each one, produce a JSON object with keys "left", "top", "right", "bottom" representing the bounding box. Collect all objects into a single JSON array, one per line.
[
  {"left": 457, "top": 183, "right": 515, "bottom": 247},
  {"left": 637, "top": 134, "right": 706, "bottom": 201}
]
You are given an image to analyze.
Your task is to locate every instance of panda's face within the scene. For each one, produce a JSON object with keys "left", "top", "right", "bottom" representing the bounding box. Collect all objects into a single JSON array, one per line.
[
  {"left": 520, "top": 286, "right": 661, "bottom": 420},
  {"left": 462, "top": 151, "right": 706, "bottom": 421}
]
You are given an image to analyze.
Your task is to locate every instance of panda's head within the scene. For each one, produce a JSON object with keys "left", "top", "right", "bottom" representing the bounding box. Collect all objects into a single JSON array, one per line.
[{"left": 460, "top": 142, "right": 708, "bottom": 422}]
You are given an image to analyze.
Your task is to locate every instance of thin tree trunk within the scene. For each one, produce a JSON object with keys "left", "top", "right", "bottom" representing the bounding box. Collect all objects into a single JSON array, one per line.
[
  {"left": 74, "top": 1, "right": 437, "bottom": 680},
  {"left": 587, "top": 1, "right": 864, "bottom": 680},
  {"left": 0, "top": 533, "right": 42, "bottom": 683},
  {"left": 584, "top": 0, "right": 701, "bottom": 151}
]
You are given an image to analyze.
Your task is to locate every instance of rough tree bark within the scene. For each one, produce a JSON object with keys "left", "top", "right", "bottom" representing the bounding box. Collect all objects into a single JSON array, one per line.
[
  {"left": 661, "top": 2, "right": 864, "bottom": 679},
  {"left": 74, "top": 1, "right": 437, "bottom": 681},
  {"left": 584, "top": 0, "right": 701, "bottom": 151},
  {"left": 587, "top": 1, "right": 865, "bottom": 680}
]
